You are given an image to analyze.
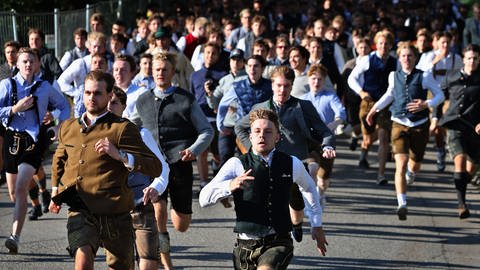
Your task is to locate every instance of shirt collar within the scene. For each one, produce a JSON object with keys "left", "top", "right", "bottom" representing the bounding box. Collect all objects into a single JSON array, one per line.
[
  {"left": 252, "top": 148, "right": 276, "bottom": 165},
  {"left": 312, "top": 90, "right": 327, "bottom": 97},
  {"left": 153, "top": 85, "right": 176, "bottom": 98},
  {"left": 15, "top": 72, "right": 40, "bottom": 86},
  {"left": 80, "top": 110, "right": 109, "bottom": 127}
]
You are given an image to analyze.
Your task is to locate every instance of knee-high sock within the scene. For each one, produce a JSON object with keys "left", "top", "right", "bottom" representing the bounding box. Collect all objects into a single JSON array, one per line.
[
  {"left": 37, "top": 177, "right": 47, "bottom": 190},
  {"left": 29, "top": 185, "right": 39, "bottom": 200},
  {"left": 453, "top": 172, "right": 470, "bottom": 207}
]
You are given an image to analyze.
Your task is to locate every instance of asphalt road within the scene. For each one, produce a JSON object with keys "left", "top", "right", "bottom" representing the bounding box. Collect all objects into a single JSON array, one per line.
[{"left": 0, "top": 136, "right": 479, "bottom": 269}]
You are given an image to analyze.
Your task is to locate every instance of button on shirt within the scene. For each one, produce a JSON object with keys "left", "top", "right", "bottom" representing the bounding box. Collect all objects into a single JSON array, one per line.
[{"left": 0, "top": 74, "right": 70, "bottom": 141}]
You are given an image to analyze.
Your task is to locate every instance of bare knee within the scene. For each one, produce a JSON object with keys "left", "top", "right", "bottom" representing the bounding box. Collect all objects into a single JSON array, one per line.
[
  {"left": 171, "top": 210, "right": 191, "bottom": 232},
  {"left": 75, "top": 245, "right": 95, "bottom": 270},
  {"left": 257, "top": 265, "right": 274, "bottom": 270}
]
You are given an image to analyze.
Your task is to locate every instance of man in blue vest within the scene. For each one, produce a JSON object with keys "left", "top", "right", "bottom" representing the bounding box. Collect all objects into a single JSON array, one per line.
[
  {"left": 200, "top": 108, "right": 327, "bottom": 270},
  {"left": 366, "top": 44, "right": 444, "bottom": 220},
  {"left": 348, "top": 30, "right": 398, "bottom": 185}
]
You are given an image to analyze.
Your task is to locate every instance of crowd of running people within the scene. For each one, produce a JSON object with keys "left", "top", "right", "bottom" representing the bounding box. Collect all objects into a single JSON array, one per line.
[{"left": 1, "top": 0, "right": 479, "bottom": 269}]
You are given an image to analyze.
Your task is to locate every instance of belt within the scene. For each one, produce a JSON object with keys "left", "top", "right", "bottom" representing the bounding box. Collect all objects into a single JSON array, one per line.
[
  {"left": 236, "top": 233, "right": 290, "bottom": 246},
  {"left": 433, "top": 69, "right": 447, "bottom": 76},
  {"left": 6, "top": 130, "right": 31, "bottom": 139}
]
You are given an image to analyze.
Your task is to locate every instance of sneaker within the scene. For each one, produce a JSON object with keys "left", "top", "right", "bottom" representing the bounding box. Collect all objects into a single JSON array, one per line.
[
  {"left": 406, "top": 171, "right": 416, "bottom": 185},
  {"left": 376, "top": 175, "right": 388, "bottom": 185},
  {"left": 458, "top": 205, "right": 470, "bottom": 219},
  {"left": 40, "top": 190, "right": 51, "bottom": 213},
  {"left": 349, "top": 138, "right": 358, "bottom": 151},
  {"left": 436, "top": 148, "right": 446, "bottom": 172},
  {"left": 28, "top": 205, "right": 43, "bottom": 220},
  {"left": 5, "top": 234, "right": 19, "bottom": 254},
  {"left": 291, "top": 223, "right": 303, "bottom": 242},
  {"left": 397, "top": 205, "right": 408, "bottom": 221},
  {"left": 358, "top": 159, "right": 370, "bottom": 170}
]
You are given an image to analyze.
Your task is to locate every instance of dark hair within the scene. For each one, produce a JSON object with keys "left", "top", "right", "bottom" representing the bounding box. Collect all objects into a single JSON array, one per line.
[
  {"left": 111, "top": 33, "right": 128, "bottom": 46},
  {"left": 112, "top": 86, "right": 127, "bottom": 105},
  {"left": 252, "top": 15, "right": 267, "bottom": 25},
  {"left": 139, "top": 53, "right": 153, "bottom": 61},
  {"left": 253, "top": 39, "right": 270, "bottom": 51},
  {"left": 249, "top": 109, "right": 280, "bottom": 131},
  {"left": 4, "top": 40, "right": 20, "bottom": 50},
  {"left": 85, "top": 70, "right": 115, "bottom": 93},
  {"left": 90, "top": 12, "right": 105, "bottom": 25},
  {"left": 115, "top": 54, "right": 137, "bottom": 73},
  {"left": 463, "top": 44, "right": 480, "bottom": 56},
  {"left": 288, "top": 45, "right": 309, "bottom": 60},
  {"left": 246, "top": 54, "right": 267, "bottom": 67},
  {"left": 113, "top": 20, "right": 126, "bottom": 28},
  {"left": 73, "top": 28, "right": 88, "bottom": 39},
  {"left": 437, "top": 31, "right": 452, "bottom": 41}
]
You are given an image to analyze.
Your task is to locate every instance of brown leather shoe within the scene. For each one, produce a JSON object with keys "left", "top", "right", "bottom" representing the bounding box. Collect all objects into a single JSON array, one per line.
[{"left": 458, "top": 205, "right": 470, "bottom": 219}]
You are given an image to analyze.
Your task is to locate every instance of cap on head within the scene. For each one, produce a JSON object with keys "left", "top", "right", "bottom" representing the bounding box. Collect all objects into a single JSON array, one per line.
[
  {"left": 154, "top": 27, "right": 172, "bottom": 39},
  {"left": 229, "top": 48, "right": 244, "bottom": 59}
]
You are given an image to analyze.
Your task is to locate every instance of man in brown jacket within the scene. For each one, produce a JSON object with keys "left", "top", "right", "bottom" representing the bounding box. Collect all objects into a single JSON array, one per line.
[{"left": 49, "top": 70, "right": 162, "bottom": 270}]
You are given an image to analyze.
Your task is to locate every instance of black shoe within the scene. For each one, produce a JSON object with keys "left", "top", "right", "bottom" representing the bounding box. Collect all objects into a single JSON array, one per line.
[
  {"left": 459, "top": 205, "right": 470, "bottom": 219},
  {"left": 40, "top": 190, "right": 51, "bottom": 213},
  {"left": 28, "top": 205, "right": 43, "bottom": 220},
  {"left": 397, "top": 205, "right": 408, "bottom": 221},
  {"left": 349, "top": 138, "right": 358, "bottom": 151},
  {"left": 291, "top": 223, "right": 303, "bottom": 242},
  {"left": 5, "top": 234, "right": 19, "bottom": 254},
  {"left": 358, "top": 159, "right": 370, "bottom": 170}
]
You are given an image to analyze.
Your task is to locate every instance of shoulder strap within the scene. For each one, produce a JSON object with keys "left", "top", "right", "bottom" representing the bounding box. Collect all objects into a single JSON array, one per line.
[
  {"left": 31, "top": 81, "right": 42, "bottom": 124},
  {"left": 7, "top": 80, "right": 43, "bottom": 127},
  {"left": 6, "top": 78, "right": 17, "bottom": 127}
]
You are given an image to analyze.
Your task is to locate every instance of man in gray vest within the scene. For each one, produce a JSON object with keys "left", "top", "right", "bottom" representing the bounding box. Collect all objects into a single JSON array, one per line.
[
  {"left": 59, "top": 28, "right": 89, "bottom": 70},
  {"left": 200, "top": 108, "right": 327, "bottom": 270},
  {"left": 131, "top": 52, "right": 213, "bottom": 270}
]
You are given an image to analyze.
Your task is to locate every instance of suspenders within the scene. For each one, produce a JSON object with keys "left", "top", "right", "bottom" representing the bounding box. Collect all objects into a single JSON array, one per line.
[{"left": 7, "top": 78, "right": 42, "bottom": 127}]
